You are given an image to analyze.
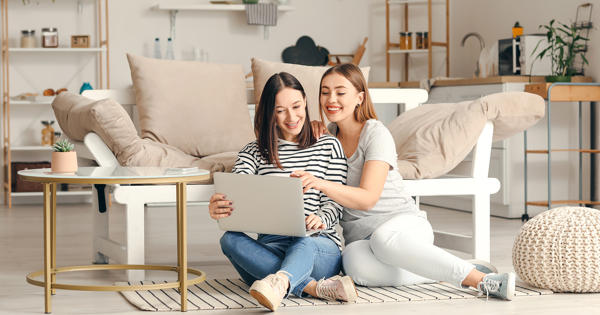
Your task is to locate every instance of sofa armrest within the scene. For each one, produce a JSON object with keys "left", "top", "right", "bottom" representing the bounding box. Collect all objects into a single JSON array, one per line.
[{"left": 83, "top": 132, "right": 120, "bottom": 167}]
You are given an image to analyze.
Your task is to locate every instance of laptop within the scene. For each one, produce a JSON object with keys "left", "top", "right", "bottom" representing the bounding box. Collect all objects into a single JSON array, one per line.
[{"left": 213, "top": 172, "right": 321, "bottom": 237}]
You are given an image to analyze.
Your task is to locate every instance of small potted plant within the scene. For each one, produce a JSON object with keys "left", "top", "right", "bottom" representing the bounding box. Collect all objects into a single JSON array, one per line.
[
  {"left": 51, "top": 139, "right": 77, "bottom": 173},
  {"left": 533, "top": 19, "right": 589, "bottom": 82}
]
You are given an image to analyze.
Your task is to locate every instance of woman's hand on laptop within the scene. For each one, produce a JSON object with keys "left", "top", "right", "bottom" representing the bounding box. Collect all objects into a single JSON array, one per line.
[
  {"left": 209, "top": 193, "right": 233, "bottom": 219},
  {"left": 291, "top": 170, "right": 325, "bottom": 193},
  {"left": 305, "top": 214, "right": 325, "bottom": 231}
]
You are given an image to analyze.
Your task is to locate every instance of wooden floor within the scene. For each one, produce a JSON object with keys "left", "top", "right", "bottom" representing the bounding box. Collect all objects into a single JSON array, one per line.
[{"left": 1, "top": 202, "right": 598, "bottom": 314}]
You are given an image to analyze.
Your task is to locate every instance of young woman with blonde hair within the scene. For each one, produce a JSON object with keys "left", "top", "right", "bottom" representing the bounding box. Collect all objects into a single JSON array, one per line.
[{"left": 293, "top": 63, "right": 515, "bottom": 300}]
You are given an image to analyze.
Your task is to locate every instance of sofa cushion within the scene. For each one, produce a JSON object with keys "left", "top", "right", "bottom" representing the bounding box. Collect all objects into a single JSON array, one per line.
[
  {"left": 127, "top": 54, "right": 254, "bottom": 157},
  {"left": 387, "top": 91, "right": 544, "bottom": 179},
  {"left": 251, "top": 58, "right": 370, "bottom": 121},
  {"left": 52, "top": 92, "right": 139, "bottom": 155},
  {"left": 51, "top": 92, "right": 234, "bottom": 175}
]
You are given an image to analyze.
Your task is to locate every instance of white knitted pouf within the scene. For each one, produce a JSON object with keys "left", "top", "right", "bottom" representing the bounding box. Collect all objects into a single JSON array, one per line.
[{"left": 512, "top": 206, "right": 600, "bottom": 292}]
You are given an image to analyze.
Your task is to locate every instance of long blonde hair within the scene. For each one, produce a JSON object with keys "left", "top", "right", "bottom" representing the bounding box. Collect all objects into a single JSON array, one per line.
[{"left": 319, "top": 63, "right": 377, "bottom": 123}]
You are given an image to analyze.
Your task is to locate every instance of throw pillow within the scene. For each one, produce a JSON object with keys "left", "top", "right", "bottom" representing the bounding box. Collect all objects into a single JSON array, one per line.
[
  {"left": 251, "top": 58, "right": 370, "bottom": 122},
  {"left": 127, "top": 54, "right": 254, "bottom": 157},
  {"left": 387, "top": 91, "right": 544, "bottom": 179},
  {"left": 52, "top": 92, "right": 236, "bottom": 174}
]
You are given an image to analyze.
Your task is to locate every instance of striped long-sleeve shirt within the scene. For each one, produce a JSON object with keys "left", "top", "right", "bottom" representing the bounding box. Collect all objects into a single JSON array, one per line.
[{"left": 232, "top": 135, "right": 348, "bottom": 249}]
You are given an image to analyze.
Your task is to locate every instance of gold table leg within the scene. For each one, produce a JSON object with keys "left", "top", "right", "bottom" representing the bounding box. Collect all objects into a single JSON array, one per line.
[
  {"left": 176, "top": 182, "right": 188, "bottom": 312},
  {"left": 43, "top": 183, "right": 52, "bottom": 313},
  {"left": 50, "top": 183, "right": 56, "bottom": 296}
]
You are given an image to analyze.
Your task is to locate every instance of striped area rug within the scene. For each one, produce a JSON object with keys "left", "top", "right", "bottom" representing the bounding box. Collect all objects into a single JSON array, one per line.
[{"left": 117, "top": 279, "right": 552, "bottom": 311}]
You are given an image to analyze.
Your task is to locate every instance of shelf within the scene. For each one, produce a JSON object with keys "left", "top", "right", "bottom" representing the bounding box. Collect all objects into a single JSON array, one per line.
[
  {"left": 11, "top": 146, "right": 53, "bottom": 151},
  {"left": 526, "top": 200, "right": 600, "bottom": 207},
  {"left": 388, "top": 0, "right": 444, "bottom": 4},
  {"left": 388, "top": 48, "right": 431, "bottom": 54},
  {"left": 7, "top": 47, "right": 106, "bottom": 53},
  {"left": 151, "top": 3, "right": 295, "bottom": 11},
  {"left": 2, "top": 0, "right": 109, "bottom": 208},
  {"left": 10, "top": 99, "right": 54, "bottom": 106},
  {"left": 12, "top": 190, "right": 92, "bottom": 197},
  {"left": 385, "top": 0, "right": 449, "bottom": 81},
  {"left": 526, "top": 149, "right": 600, "bottom": 154}
]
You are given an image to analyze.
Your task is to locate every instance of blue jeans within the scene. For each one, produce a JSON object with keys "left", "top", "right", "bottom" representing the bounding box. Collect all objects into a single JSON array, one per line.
[{"left": 220, "top": 231, "right": 342, "bottom": 297}]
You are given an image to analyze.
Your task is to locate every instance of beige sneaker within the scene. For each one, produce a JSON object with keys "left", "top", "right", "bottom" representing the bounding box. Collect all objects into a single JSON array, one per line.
[
  {"left": 249, "top": 272, "right": 289, "bottom": 311},
  {"left": 315, "top": 275, "right": 358, "bottom": 302}
]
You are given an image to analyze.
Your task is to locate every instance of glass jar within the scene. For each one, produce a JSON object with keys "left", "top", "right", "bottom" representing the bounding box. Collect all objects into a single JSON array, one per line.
[
  {"left": 41, "top": 27, "right": 58, "bottom": 48},
  {"left": 423, "top": 31, "right": 429, "bottom": 49},
  {"left": 20, "top": 30, "right": 35, "bottom": 48},
  {"left": 416, "top": 32, "right": 424, "bottom": 49},
  {"left": 399, "top": 32, "right": 407, "bottom": 50},
  {"left": 406, "top": 32, "right": 413, "bottom": 50}
]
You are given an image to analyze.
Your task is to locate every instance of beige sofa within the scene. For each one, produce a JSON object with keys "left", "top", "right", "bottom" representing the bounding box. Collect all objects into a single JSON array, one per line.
[{"left": 52, "top": 55, "right": 545, "bottom": 280}]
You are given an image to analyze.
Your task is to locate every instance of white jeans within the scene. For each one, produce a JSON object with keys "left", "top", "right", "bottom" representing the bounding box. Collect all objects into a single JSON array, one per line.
[{"left": 342, "top": 213, "right": 474, "bottom": 288}]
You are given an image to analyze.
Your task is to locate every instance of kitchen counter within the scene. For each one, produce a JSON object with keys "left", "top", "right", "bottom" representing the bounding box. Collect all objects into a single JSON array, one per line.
[{"left": 368, "top": 76, "right": 592, "bottom": 89}]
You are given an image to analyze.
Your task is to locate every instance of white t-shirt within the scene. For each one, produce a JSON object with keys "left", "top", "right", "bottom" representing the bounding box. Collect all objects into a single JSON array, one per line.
[{"left": 329, "top": 119, "right": 423, "bottom": 245}]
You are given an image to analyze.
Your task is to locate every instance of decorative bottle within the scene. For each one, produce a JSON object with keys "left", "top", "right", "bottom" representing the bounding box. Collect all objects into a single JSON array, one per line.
[
  {"left": 41, "top": 120, "right": 55, "bottom": 146},
  {"left": 153, "top": 37, "right": 162, "bottom": 59},
  {"left": 165, "top": 37, "right": 174, "bottom": 60}
]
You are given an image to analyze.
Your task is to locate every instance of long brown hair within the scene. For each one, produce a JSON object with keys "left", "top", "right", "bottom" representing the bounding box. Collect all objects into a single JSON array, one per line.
[
  {"left": 319, "top": 63, "right": 377, "bottom": 123},
  {"left": 254, "top": 72, "right": 315, "bottom": 169}
]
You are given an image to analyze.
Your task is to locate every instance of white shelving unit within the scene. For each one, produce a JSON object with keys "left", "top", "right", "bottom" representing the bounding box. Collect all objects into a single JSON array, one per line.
[{"left": 1, "top": 0, "right": 109, "bottom": 207}]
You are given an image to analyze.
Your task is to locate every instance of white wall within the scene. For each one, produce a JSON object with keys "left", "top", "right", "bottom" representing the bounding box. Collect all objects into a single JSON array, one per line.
[
  {"left": 108, "top": 0, "right": 374, "bottom": 88},
  {"left": 3, "top": 0, "right": 600, "bottom": 203}
]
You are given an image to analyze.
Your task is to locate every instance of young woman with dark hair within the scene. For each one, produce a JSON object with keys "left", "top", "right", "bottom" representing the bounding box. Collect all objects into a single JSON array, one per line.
[
  {"left": 208, "top": 72, "right": 357, "bottom": 311},
  {"left": 294, "top": 63, "right": 516, "bottom": 301}
]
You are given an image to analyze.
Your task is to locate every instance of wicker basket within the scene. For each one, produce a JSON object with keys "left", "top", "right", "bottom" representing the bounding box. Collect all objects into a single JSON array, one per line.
[{"left": 512, "top": 206, "right": 600, "bottom": 292}]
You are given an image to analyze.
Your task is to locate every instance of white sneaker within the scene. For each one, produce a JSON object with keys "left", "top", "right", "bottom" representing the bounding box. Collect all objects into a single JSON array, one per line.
[
  {"left": 249, "top": 272, "right": 289, "bottom": 311},
  {"left": 315, "top": 275, "right": 358, "bottom": 302}
]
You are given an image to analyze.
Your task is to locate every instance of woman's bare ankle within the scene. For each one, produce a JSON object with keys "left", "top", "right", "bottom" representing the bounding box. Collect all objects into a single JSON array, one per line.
[
  {"left": 462, "top": 269, "right": 486, "bottom": 288},
  {"left": 303, "top": 280, "right": 318, "bottom": 297},
  {"left": 275, "top": 271, "right": 291, "bottom": 290}
]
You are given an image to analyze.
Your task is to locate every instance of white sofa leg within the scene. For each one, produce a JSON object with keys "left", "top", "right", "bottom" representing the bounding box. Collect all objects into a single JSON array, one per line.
[
  {"left": 125, "top": 201, "right": 146, "bottom": 281},
  {"left": 472, "top": 193, "right": 491, "bottom": 262},
  {"left": 92, "top": 185, "right": 109, "bottom": 264}
]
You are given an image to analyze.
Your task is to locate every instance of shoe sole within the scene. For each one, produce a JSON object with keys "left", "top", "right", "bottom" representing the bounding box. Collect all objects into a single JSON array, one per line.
[
  {"left": 340, "top": 276, "right": 359, "bottom": 302},
  {"left": 505, "top": 272, "right": 516, "bottom": 301},
  {"left": 249, "top": 281, "right": 278, "bottom": 311}
]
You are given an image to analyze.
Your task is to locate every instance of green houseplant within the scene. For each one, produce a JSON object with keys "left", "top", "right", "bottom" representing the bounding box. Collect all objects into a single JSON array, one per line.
[
  {"left": 533, "top": 19, "right": 589, "bottom": 82},
  {"left": 51, "top": 139, "right": 78, "bottom": 173}
]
